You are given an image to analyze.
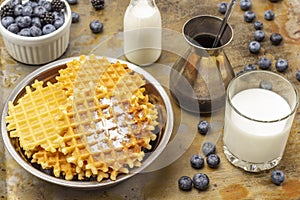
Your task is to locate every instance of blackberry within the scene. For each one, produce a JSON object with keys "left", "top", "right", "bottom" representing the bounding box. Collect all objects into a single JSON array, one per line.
[
  {"left": 91, "top": 0, "right": 105, "bottom": 10},
  {"left": 0, "top": 5, "right": 14, "bottom": 18},
  {"left": 40, "top": 12, "right": 54, "bottom": 25},
  {"left": 51, "top": 0, "right": 66, "bottom": 11}
]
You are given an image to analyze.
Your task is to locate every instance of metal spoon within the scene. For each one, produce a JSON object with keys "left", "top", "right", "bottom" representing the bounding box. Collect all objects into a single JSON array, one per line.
[{"left": 212, "top": 0, "right": 238, "bottom": 48}]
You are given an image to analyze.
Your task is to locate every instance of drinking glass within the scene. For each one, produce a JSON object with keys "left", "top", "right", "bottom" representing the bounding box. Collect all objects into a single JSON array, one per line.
[{"left": 223, "top": 71, "right": 298, "bottom": 172}]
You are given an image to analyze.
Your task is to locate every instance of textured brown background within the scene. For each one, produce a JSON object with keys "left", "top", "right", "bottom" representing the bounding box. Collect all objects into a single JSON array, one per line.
[{"left": 1, "top": 0, "right": 300, "bottom": 199}]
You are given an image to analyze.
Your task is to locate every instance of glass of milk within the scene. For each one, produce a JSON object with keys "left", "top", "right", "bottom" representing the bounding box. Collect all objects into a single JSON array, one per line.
[{"left": 223, "top": 71, "right": 298, "bottom": 172}]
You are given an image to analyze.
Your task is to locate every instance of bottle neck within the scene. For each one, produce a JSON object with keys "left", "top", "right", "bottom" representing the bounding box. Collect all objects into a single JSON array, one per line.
[{"left": 130, "top": 0, "right": 156, "bottom": 7}]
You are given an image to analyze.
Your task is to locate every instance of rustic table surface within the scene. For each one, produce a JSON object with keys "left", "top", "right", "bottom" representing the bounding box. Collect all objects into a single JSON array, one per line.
[{"left": 1, "top": 0, "right": 300, "bottom": 199}]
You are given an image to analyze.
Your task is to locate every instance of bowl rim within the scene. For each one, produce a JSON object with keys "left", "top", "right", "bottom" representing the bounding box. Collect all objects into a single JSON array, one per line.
[
  {"left": 0, "top": 0, "right": 71, "bottom": 41},
  {"left": 1, "top": 56, "right": 174, "bottom": 189}
]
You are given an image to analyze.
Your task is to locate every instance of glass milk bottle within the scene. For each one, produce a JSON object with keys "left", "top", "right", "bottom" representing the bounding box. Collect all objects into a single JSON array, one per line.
[{"left": 123, "top": 0, "right": 162, "bottom": 66}]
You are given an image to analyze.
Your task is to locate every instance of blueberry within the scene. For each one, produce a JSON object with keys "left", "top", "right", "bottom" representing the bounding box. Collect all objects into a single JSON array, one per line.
[
  {"left": 18, "top": 28, "right": 31, "bottom": 37},
  {"left": 33, "top": 6, "right": 47, "bottom": 17},
  {"left": 1, "top": 16, "right": 15, "bottom": 28},
  {"left": 258, "top": 57, "right": 272, "bottom": 70},
  {"left": 244, "top": 64, "right": 257, "bottom": 71},
  {"left": 53, "top": 11, "right": 65, "bottom": 20},
  {"left": 190, "top": 154, "right": 204, "bottom": 169},
  {"left": 264, "top": 10, "right": 275, "bottom": 21},
  {"left": 17, "top": 16, "right": 32, "bottom": 28},
  {"left": 248, "top": 41, "right": 261, "bottom": 54},
  {"left": 244, "top": 11, "right": 256, "bottom": 23},
  {"left": 67, "top": 0, "right": 78, "bottom": 5},
  {"left": 89, "top": 20, "right": 103, "bottom": 33},
  {"left": 53, "top": 17, "right": 64, "bottom": 29},
  {"left": 240, "top": 0, "right": 252, "bottom": 11},
  {"left": 22, "top": 5, "right": 33, "bottom": 16},
  {"left": 260, "top": 80, "right": 272, "bottom": 90},
  {"left": 254, "top": 30, "right": 265, "bottom": 42},
  {"left": 270, "top": 33, "right": 283, "bottom": 45},
  {"left": 275, "top": 59, "right": 288, "bottom": 72},
  {"left": 254, "top": 21, "right": 263, "bottom": 30},
  {"left": 236, "top": 70, "right": 245, "bottom": 76},
  {"left": 7, "top": 23, "right": 19, "bottom": 34},
  {"left": 192, "top": 173, "right": 209, "bottom": 191},
  {"left": 42, "top": 2, "right": 53, "bottom": 12},
  {"left": 10, "top": 0, "right": 22, "bottom": 7},
  {"left": 296, "top": 70, "right": 300, "bottom": 81},
  {"left": 197, "top": 120, "right": 209, "bottom": 135},
  {"left": 71, "top": 12, "right": 80, "bottom": 23},
  {"left": 14, "top": 4, "right": 23, "bottom": 16},
  {"left": 31, "top": 17, "right": 42, "bottom": 28},
  {"left": 218, "top": 2, "right": 227, "bottom": 14},
  {"left": 178, "top": 176, "right": 193, "bottom": 191},
  {"left": 24, "top": 1, "right": 39, "bottom": 8},
  {"left": 42, "top": 24, "right": 56, "bottom": 35},
  {"left": 38, "top": 0, "right": 47, "bottom": 6},
  {"left": 206, "top": 154, "right": 220, "bottom": 169},
  {"left": 30, "top": 25, "right": 42, "bottom": 36},
  {"left": 271, "top": 170, "right": 285, "bottom": 186},
  {"left": 202, "top": 142, "right": 216, "bottom": 156},
  {"left": 269, "top": 0, "right": 280, "bottom": 2}
]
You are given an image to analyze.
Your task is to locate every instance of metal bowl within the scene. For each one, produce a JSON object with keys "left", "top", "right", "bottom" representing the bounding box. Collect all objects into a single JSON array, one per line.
[{"left": 1, "top": 56, "right": 174, "bottom": 189}]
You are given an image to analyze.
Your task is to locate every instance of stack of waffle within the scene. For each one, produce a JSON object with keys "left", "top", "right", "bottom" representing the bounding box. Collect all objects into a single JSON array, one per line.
[{"left": 6, "top": 55, "right": 159, "bottom": 182}]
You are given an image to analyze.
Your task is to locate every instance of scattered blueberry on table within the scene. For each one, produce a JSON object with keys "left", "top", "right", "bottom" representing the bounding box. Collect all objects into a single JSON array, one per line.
[
  {"left": 296, "top": 70, "right": 300, "bottom": 81},
  {"left": 202, "top": 142, "right": 216, "bottom": 157},
  {"left": 260, "top": 80, "right": 273, "bottom": 90},
  {"left": 253, "top": 20, "right": 263, "bottom": 30},
  {"left": 258, "top": 57, "right": 272, "bottom": 70},
  {"left": 190, "top": 154, "right": 204, "bottom": 169},
  {"left": 197, "top": 120, "right": 209, "bottom": 135},
  {"left": 206, "top": 154, "right": 220, "bottom": 169},
  {"left": 254, "top": 30, "right": 265, "bottom": 42},
  {"left": 271, "top": 170, "right": 285, "bottom": 186},
  {"left": 244, "top": 10, "right": 256, "bottom": 23},
  {"left": 239, "top": 0, "right": 252, "bottom": 11},
  {"left": 193, "top": 173, "right": 210, "bottom": 191},
  {"left": 244, "top": 63, "right": 257, "bottom": 71},
  {"left": 89, "top": 19, "right": 103, "bottom": 33},
  {"left": 178, "top": 176, "right": 193, "bottom": 191},
  {"left": 264, "top": 10, "right": 275, "bottom": 21},
  {"left": 248, "top": 41, "right": 261, "bottom": 54},
  {"left": 218, "top": 2, "right": 228, "bottom": 14},
  {"left": 71, "top": 12, "right": 80, "bottom": 23},
  {"left": 67, "top": 0, "right": 78, "bottom": 5},
  {"left": 270, "top": 33, "right": 283, "bottom": 45},
  {"left": 275, "top": 59, "right": 288, "bottom": 72}
]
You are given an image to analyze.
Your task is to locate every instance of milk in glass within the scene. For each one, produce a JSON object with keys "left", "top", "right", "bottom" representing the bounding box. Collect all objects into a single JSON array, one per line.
[{"left": 223, "top": 88, "right": 291, "bottom": 163}]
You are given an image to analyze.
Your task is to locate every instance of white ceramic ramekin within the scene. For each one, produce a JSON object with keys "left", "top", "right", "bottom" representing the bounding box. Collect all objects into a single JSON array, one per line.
[{"left": 0, "top": 0, "right": 71, "bottom": 65}]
